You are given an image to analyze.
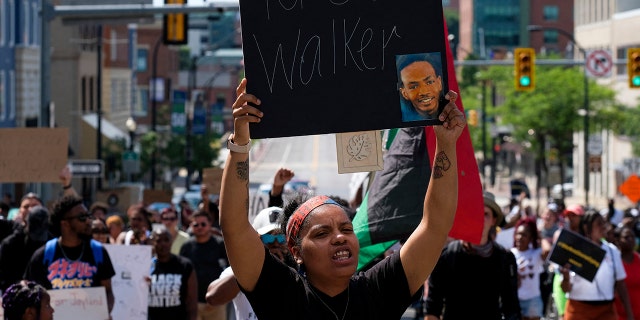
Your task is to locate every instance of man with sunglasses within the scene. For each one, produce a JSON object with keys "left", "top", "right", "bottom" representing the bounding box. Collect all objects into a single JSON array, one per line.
[
  {"left": 206, "top": 207, "right": 294, "bottom": 319},
  {"left": 160, "top": 207, "right": 190, "bottom": 255},
  {"left": 24, "top": 195, "right": 116, "bottom": 314},
  {"left": 179, "top": 210, "right": 228, "bottom": 320}
]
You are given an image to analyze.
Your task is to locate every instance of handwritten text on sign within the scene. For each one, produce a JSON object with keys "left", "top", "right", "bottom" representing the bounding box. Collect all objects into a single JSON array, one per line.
[{"left": 240, "top": 0, "right": 447, "bottom": 138}]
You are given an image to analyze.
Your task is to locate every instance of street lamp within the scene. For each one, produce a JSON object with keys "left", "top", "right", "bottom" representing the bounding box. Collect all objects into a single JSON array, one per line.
[
  {"left": 527, "top": 25, "right": 590, "bottom": 206},
  {"left": 126, "top": 117, "right": 137, "bottom": 151}
]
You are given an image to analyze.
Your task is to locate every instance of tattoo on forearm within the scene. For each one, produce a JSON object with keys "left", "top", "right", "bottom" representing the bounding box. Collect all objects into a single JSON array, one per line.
[
  {"left": 433, "top": 151, "right": 451, "bottom": 179},
  {"left": 236, "top": 159, "right": 249, "bottom": 181}
]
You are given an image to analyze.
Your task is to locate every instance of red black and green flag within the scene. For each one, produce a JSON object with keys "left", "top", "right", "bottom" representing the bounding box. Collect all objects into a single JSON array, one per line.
[{"left": 354, "top": 18, "right": 484, "bottom": 271}]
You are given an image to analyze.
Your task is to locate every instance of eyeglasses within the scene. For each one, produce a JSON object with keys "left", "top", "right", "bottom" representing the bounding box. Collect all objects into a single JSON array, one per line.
[
  {"left": 162, "top": 217, "right": 177, "bottom": 221},
  {"left": 92, "top": 229, "right": 109, "bottom": 234},
  {"left": 260, "top": 233, "right": 286, "bottom": 245},
  {"left": 191, "top": 222, "right": 208, "bottom": 228},
  {"left": 65, "top": 213, "right": 93, "bottom": 222}
]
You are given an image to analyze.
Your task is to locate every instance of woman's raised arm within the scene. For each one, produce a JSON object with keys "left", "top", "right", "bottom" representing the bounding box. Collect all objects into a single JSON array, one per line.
[
  {"left": 400, "top": 91, "right": 465, "bottom": 295},
  {"left": 219, "top": 78, "right": 265, "bottom": 291}
]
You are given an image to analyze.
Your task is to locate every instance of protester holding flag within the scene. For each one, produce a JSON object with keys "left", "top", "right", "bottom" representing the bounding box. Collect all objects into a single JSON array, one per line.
[{"left": 219, "top": 78, "right": 464, "bottom": 319}]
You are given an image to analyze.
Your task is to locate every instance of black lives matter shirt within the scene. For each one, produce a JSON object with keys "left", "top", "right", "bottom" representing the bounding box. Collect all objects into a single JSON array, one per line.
[{"left": 148, "top": 254, "right": 194, "bottom": 320}]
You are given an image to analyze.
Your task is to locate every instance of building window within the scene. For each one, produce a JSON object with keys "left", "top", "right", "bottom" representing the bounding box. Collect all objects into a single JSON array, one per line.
[
  {"left": 9, "top": 70, "right": 14, "bottom": 119},
  {"left": 134, "top": 88, "right": 148, "bottom": 117},
  {"left": 110, "top": 78, "right": 130, "bottom": 112},
  {"left": 137, "top": 48, "right": 148, "bottom": 72},
  {"left": 9, "top": 0, "right": 14, "bottom": 45},
  {"left": 89, "top": 76, "right": 94, "bottom": 111},
  {"left": 23, "top": 0, "right": 29, "bottom": 44},
  {"left": 0, "top": 0, "right": 5, "bottom": 46},
  {"left": 543, "top": 30, "right": 558, "bottom": 44},
  {"left": 81, "top": 76, "right": 87, "bottom": 112},
  {"left": 543, "top": 5, "right": 559, "bottom": 21},
  {"left": 31, "top": 2, "right": 37, "bottom": 45},
  {"left": 0, "top": 72, "right": 5, "bottom": 120}
]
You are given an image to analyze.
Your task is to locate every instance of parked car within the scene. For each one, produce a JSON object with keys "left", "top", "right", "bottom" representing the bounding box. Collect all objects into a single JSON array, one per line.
[{"left": 551, "top": 181, "right": 574, "bottom": 198}]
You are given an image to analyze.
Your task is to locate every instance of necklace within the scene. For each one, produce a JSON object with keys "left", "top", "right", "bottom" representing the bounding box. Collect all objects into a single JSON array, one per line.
[
  {"left": 309, "top": 284, "right": 350, "bottom": 320},
  {"left": 58, "top": 239, "right": 85, "bottom": 262}
]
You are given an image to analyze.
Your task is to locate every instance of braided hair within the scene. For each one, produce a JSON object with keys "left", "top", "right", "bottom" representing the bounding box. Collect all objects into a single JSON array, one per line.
[{"left": 1, "top": 281, "right": 48, "bottom": 320}]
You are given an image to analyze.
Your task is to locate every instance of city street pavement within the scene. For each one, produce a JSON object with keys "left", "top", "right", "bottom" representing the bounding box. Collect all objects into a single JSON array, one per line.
[{"left": 484, "top": 173, "right": 630, "bottom": 212}]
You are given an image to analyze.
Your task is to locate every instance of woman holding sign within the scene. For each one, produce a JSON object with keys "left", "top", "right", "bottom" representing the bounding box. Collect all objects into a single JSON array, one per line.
[
  {"left": 219, "top": 78, "right": 465, "bottom": 319},
  {"left": 560, "top": 210, "right": 634, "bottom": 320}
]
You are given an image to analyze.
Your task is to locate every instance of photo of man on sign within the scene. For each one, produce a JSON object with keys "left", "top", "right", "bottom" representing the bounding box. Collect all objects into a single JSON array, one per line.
[{"left": 397, "top": 52, "right": 445, "bottom": 122}]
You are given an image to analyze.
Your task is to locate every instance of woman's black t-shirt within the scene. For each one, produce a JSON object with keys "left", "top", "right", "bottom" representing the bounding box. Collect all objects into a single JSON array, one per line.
[{"left": 242, "top": 248, "right": 412, "bottom": 320}]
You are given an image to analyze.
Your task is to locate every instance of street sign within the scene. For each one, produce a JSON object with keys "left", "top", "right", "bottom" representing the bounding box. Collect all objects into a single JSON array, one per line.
[
  {"left": 620, "top": 174, "right": 640, "bottom": 203},
  {"left": 122, "top": 151, "right": 140, "bottom": 174},
  {"left": 69, "top": 160, "right": 104, "bottom": 178},
  {"left": 589, "top": 155, "right": 602, "bottom": 173},
  {"left": 586, "top": 49, "right": 613, "bottom": 78},
  {"left": 588, "top": 134, "right": 603, "bottom": 155}
]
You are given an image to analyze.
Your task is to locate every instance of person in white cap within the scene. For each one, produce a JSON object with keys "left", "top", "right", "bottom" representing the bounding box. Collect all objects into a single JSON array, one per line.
[{"left": 206, "top": 207, "right": 293, "bottom": 319}]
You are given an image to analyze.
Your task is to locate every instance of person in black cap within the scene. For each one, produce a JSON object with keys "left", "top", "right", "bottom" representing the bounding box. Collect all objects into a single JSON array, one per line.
[{"left": 0, "top": 206, "right": 53, "bottom": 291}]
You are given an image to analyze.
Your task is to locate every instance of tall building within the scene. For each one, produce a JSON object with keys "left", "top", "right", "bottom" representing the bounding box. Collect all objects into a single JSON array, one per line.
[
  {"left": 572, "top": 0, "right": 640, "bottom": 201},
  {"left": 0, "top": 0, "right": 41, "bottom": 197},
  {"left": 458, "top": 0, "right": 573, "bottom": 59}
]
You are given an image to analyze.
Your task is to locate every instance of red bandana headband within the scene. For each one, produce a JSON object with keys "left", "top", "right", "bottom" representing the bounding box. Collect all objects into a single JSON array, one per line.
[{"left": 286, "top": 195, "right": 338, "bottom": 252}]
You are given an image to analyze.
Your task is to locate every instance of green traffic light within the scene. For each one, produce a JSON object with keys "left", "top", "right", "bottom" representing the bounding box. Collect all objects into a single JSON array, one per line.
[
  {"left": 519, "top": 75, "right": 531, "bottom": 87},
  {"left": 633, "top": 75, "right": 640, "bottom": 87}
]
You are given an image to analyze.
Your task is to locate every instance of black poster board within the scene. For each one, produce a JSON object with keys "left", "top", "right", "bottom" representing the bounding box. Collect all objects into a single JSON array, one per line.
[
  {"left": 548, "top": 229, "right": 606, "bottom": 282},
  {"left": 239, "top": 0, "right": 448, "bottom": 138}
]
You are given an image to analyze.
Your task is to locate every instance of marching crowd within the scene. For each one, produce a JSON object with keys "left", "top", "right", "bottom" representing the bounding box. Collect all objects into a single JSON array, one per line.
[{"left": 1, "top": 80, "right": 639, "bottom": 320}]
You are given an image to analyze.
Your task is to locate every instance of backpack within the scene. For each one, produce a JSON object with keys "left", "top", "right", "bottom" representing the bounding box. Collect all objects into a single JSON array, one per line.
[{"left": 43, "top": 238, "right": 103, "bottom": 265}]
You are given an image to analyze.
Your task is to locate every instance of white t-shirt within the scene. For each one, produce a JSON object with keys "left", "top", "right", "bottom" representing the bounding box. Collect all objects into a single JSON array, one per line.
[
  {"left": 511, "top": 247, "right": 544, "bottom": 300},
  {"left": 599, "top": 208, "right": 624, "bottom": 226},
  {"left": 567, "top": 241, "right": 626, "bottom": 301},
  {"left": 219, "top": 266, "right": 258, "bottom": 320}
]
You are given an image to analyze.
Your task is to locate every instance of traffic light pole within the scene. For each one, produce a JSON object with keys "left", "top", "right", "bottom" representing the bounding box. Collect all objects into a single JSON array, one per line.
[{"left": 528, "top": 25, "right": 590, "bottom": 206}]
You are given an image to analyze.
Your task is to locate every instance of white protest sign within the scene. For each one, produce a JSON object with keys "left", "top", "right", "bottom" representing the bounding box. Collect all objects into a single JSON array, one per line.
[
  {"left": 105, "top": 244, "right": 152, "bottom": 320},
  {"left": 495, "top": 227, "right": 515, "bottom": 249},
  {"left": 48, "top": 287, "right": 110, "bottom": 320}
]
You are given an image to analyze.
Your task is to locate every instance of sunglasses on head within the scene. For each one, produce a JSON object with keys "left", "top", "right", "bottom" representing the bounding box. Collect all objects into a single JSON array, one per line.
[
  {"left": 65, "top": 213, "right": 93, "bottom": 222},
  {"left": 192, "top": 222, "right": 208, "bottom": 228},
  {"left": 260, "top": 233, "right": 286, "bottom": 245}
]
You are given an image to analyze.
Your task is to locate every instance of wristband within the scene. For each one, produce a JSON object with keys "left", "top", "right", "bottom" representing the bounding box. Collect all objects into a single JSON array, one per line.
[
  {"left": 227, "top": 138, "right": 251, "bottom": 153},
  {"left": 63, "top": 184, "right": 72, "bottom": 190}
]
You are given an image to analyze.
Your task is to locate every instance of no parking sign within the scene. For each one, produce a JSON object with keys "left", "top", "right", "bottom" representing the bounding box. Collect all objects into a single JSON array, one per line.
[{"left": 586, "top": 49, "right": 613, "bottom": 78}]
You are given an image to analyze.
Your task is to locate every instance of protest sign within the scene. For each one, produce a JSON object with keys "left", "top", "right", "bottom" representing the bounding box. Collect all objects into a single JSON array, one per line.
[
  {"left": 105, "top": 244, "right": 152, "bottom": 320},
  {"left": 240, "top": 0, "right": 448, "bottom": 138},
  {"left": 548, "top": 229, "right": 606, "bottom": 282},
  {"left": 48, "top": 287, "right": 110, "bottom": 320},
  {"left": 0, "top": 128, "right": 68, "bottom": 182}
]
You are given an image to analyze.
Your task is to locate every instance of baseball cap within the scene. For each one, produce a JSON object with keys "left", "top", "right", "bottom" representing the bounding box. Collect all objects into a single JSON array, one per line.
[
  {"left": 27, "top": 206, "right": 50, "bottom": 242},
  {"left": 564, "top": 204, "right": 585, "bottom": 216},
  {"left": 252, "top": 207, "right": 284, "bottom": 235}
]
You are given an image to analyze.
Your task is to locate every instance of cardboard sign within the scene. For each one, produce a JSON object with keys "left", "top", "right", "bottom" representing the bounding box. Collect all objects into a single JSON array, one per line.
[
  {"left": 104, "top": 244, "right": 152, "bottom": 320},
  {"left": 548, "top": 229, "right": 606, "bottom": 282},
  {"left": 48, "top": 287, "right": 110, "bottom": 320},
  {"left": 240, "top": 0, "right": 448, "bottom": 138},
  {"left": 0, "top": 128, "right": 68, "bottom": 182},
  {"left": 143, "top": 189, "right": 172, "bottom": 206},
  {"left": 336, "top": 131, "right": 383, "bottom": 174},
  {"left": 203, "top": 167, "right": 223, "bottom": 194}
]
